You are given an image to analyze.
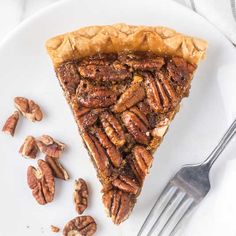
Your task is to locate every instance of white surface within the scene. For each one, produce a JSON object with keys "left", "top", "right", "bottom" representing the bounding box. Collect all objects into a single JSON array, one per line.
[
  {"left": 0, "top": 0, "right": 236, "bottom": 235},
  {"left": 0, "top": 0, "right": 60, "bottom": 40},
  {"left": 185, "top": 0, "right": 236, "bottom": 44}
]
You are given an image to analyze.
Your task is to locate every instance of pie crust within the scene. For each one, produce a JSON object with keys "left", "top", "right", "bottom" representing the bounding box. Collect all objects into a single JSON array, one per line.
[{"left": 46, "top": 23, "right": 207, "bottom": 67}]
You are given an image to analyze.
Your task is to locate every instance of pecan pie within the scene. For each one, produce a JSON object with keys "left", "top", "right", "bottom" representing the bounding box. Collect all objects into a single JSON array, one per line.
[{"left": 46, "top": 24, "right": 207, "bottom": 224}]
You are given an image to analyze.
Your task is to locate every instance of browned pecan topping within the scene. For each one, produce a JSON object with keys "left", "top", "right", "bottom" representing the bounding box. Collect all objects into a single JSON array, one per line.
[
  {"left": 100, "top": 111, "right": 125, "bottom": 147},
  {"left": 167, "top": 57, "right": 196, "bottom": 84},
  {"left": 91, "top": 126, "right": 123, "bottom": 168},
  {"left": 78, "top": 87, "right": 117, "bottom": 108},
  {"left": 14, "top": 97, "right": 43, "bottom": 122},
  {"left": 103, "top": 189, "right": 134, "bottom": 225},
  {"left": 19, "top": 136, "right": 38, "bottom": 159},
  {"left": 74, "top": 178, "right": 89, "bottom": 214},
  {"left": 27, "top": 160, "right": 55, "bottom": 205},
  {"left": 45, "top": 155, "right": 69, "bottom": 180},
  {"left": 112, "top": 175, "right": 140, "bottom": 195},
  {"left": 82, "top": 131, "right": 111, "bottom": 178},
  {"left": 51, "top": 225, "right": 60, "bottom": 233},
  {"left": 2, "top": 111, "right": 20, "bottom": 136},
  {"left": 129, "top": 146, "right": 153, "bottom": 183},
  {"left": 78, "top": 63, "right": 131, "bottom": 82},
  {"left": 63, "top": 216, "right": 97, "bottom": 236},
  {"left": 36, "top": 135, "right": 65, "bottom": 158},
  {"left": 57, "top": 62, "right": 80, "bottom": 95},
  {"left": 113, "top": 75, "right": 145, "bottom": 113},
  {"left": 121, "top": 111, "right": 150, "bottom": 145},
  {"left": 56, "top": 51, "right": 197, "bottom": 225}
]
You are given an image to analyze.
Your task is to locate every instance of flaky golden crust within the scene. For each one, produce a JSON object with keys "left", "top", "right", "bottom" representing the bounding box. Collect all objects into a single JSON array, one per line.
[{"left": 46, "top": 23, "right": 207, "bottom": 67}]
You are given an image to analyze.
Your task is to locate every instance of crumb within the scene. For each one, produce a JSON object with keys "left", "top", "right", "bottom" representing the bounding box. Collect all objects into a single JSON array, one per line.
[{"left": 51, "top": 225, "right": 60, "bottom": 233}]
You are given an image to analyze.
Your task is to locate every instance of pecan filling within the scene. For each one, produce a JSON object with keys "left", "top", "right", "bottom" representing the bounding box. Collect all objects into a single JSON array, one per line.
[{"left": 56, "top": 51, "right": 196, "bottom": 224}]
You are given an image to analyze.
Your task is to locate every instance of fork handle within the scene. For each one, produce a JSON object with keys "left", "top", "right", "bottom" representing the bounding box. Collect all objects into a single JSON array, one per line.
[{"left": 203, "top": 119, "right": 236, "bottom": 169}]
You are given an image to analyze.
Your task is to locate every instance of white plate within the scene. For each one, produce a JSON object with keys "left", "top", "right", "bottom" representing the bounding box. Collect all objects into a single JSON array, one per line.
[{"left": 0, "top": 0, "right": 236, "bottom": 235}]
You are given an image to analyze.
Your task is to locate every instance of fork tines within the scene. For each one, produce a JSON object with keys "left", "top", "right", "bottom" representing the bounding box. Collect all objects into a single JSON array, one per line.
[{"left": 138, "top": 181, "right": 197, "bottom": 236}]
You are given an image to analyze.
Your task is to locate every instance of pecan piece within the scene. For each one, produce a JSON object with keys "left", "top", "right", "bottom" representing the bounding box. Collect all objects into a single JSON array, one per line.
[
  {"left": 51, "top": 225, "right": 60, "bottom": 233},
  {"left": 63, "top": 216, "right": 97, "bottom": 236},
  {"left": 129, "top": 146, "right": 153, "bottom": 183},
  {"left": 167, "top": 57, "right": 196, "bottom": 84},
  {"left": 36, "top": 135, "right": 65, "bottom": 158},
  {"left": 2, "top": 111, "right": 20, "bottom": 136},
  {"left": 100, "top": 111, "right": 126, "bottom": 147},
  {"left": 57, "top": 62, "right": 80, "bottom": 95},
  {"left": 92, "top": 127, "right": 123, "bottom": 168},
  {"left": 74, "top": 178, "right": 89, "bottom": 214},
  {"left": 78, "top": 87, "right": 117, "bottom": 108},
  {"left": 14, "top": 97, "right": 43, "bottom": 122},
  {"left": 103, "top": 189, "right": 134, "bottom": 225},
  {"left": 121, "top": 111, "right": 150, "bottom": 145},
  {"left": 19, "top": 136, "right": 38, "bottom": 159},
  {"left": 152, "top": 118, "right": 170, "bottom": 138},
  {"left": 27, "top": 160, "right": 55, "bottom": 205},
  {"left": 78, "top": 63, "right": 131, "bottom": 82},
  {"left": 82, "top": 131, "right": 111, "bottom": 178},
  {"left": 112, "top": 175, "right": 140, "bottom": 195},
  {"left": 45, "top": 156, "right": 69, "bottom": 180},
  {"left": 113, "top": 75, "right": 145, "bottom": 113},
  {"left": 77, "top": 111, "right": 98, "bottom": 129}
]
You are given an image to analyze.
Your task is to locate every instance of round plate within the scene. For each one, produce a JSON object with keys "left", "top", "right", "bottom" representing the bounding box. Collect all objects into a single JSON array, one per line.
[{"left": 0, "top": 0, "right": 236, "bottom": 235}]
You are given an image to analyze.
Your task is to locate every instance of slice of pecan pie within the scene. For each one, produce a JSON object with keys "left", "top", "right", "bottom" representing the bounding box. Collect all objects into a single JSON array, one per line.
[{"left": 46, "top": 24, "right": 207, "bottom": 224}]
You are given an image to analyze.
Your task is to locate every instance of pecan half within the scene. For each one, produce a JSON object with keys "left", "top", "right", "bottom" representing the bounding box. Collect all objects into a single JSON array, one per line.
[
  {"left": 27, "top": 160, "right": 55, "bottom": 205},
  {"left": 144, "top": 74, "right": 162, "bottom": 113},
  {"left": 91, "top": 127, "right": 123, "bottom": 168},
  {"left": 82, "top": 131, "right": 111, "bottom": 178},
  {"left": 2, "top": 111, "right": 20, "bottom": 136},
  {"left": 45, "top": 156, "right": 69, "bottom": 180},
  {"left": 57, "top": 62, "right": 80, "bottom": 95},
  {"left": 78, "top": 63, "right": 131, "bottom": 82},
  {"left": 100, "top": 111, "right": 126, "bottom": 147},
  {"left": 112, "top": 175, "right": 140, "bottom": 195},
  {"left": 19, "top": 136, "right": 38, "bottom": 159},
  {"left": 63, "top": 216, "right": 97, "bottom": 236},
  {"left": 78, "top": 87, "right": 117, "bottom": 108},
  {"left": 121, "top": 111, "right": 150, "bottom": 145},
  {"left": 103, "top": 189, "right": 134, "bottom": 225},
  {"left": 74, "top": 178, "right": 89, "bottom": 214},
  {"left": 14, "top": 97, "right": 43, "bottom": 122},
  {"left": 129, "top": 146, "right": 153, "bottom": 183},
  {"left": 129, "top": 106, "right": 149, "bottom": 128},
  {"left": 36, "top": 135, "right": 65, "bottom": 159},
  {"left": 144, "top": 72, "right": 178, "bottom": 113},
  {"left": 113, "top": 75, "right": 145, "bottom": 113},
  {"left": 126, "top": 57, "right": 165, "bottom": 70}
]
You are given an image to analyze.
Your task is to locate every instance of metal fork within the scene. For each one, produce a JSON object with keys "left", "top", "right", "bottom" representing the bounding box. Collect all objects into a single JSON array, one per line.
[{"left": 138, "top": 119, "right": 236, "bottom": 236}]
